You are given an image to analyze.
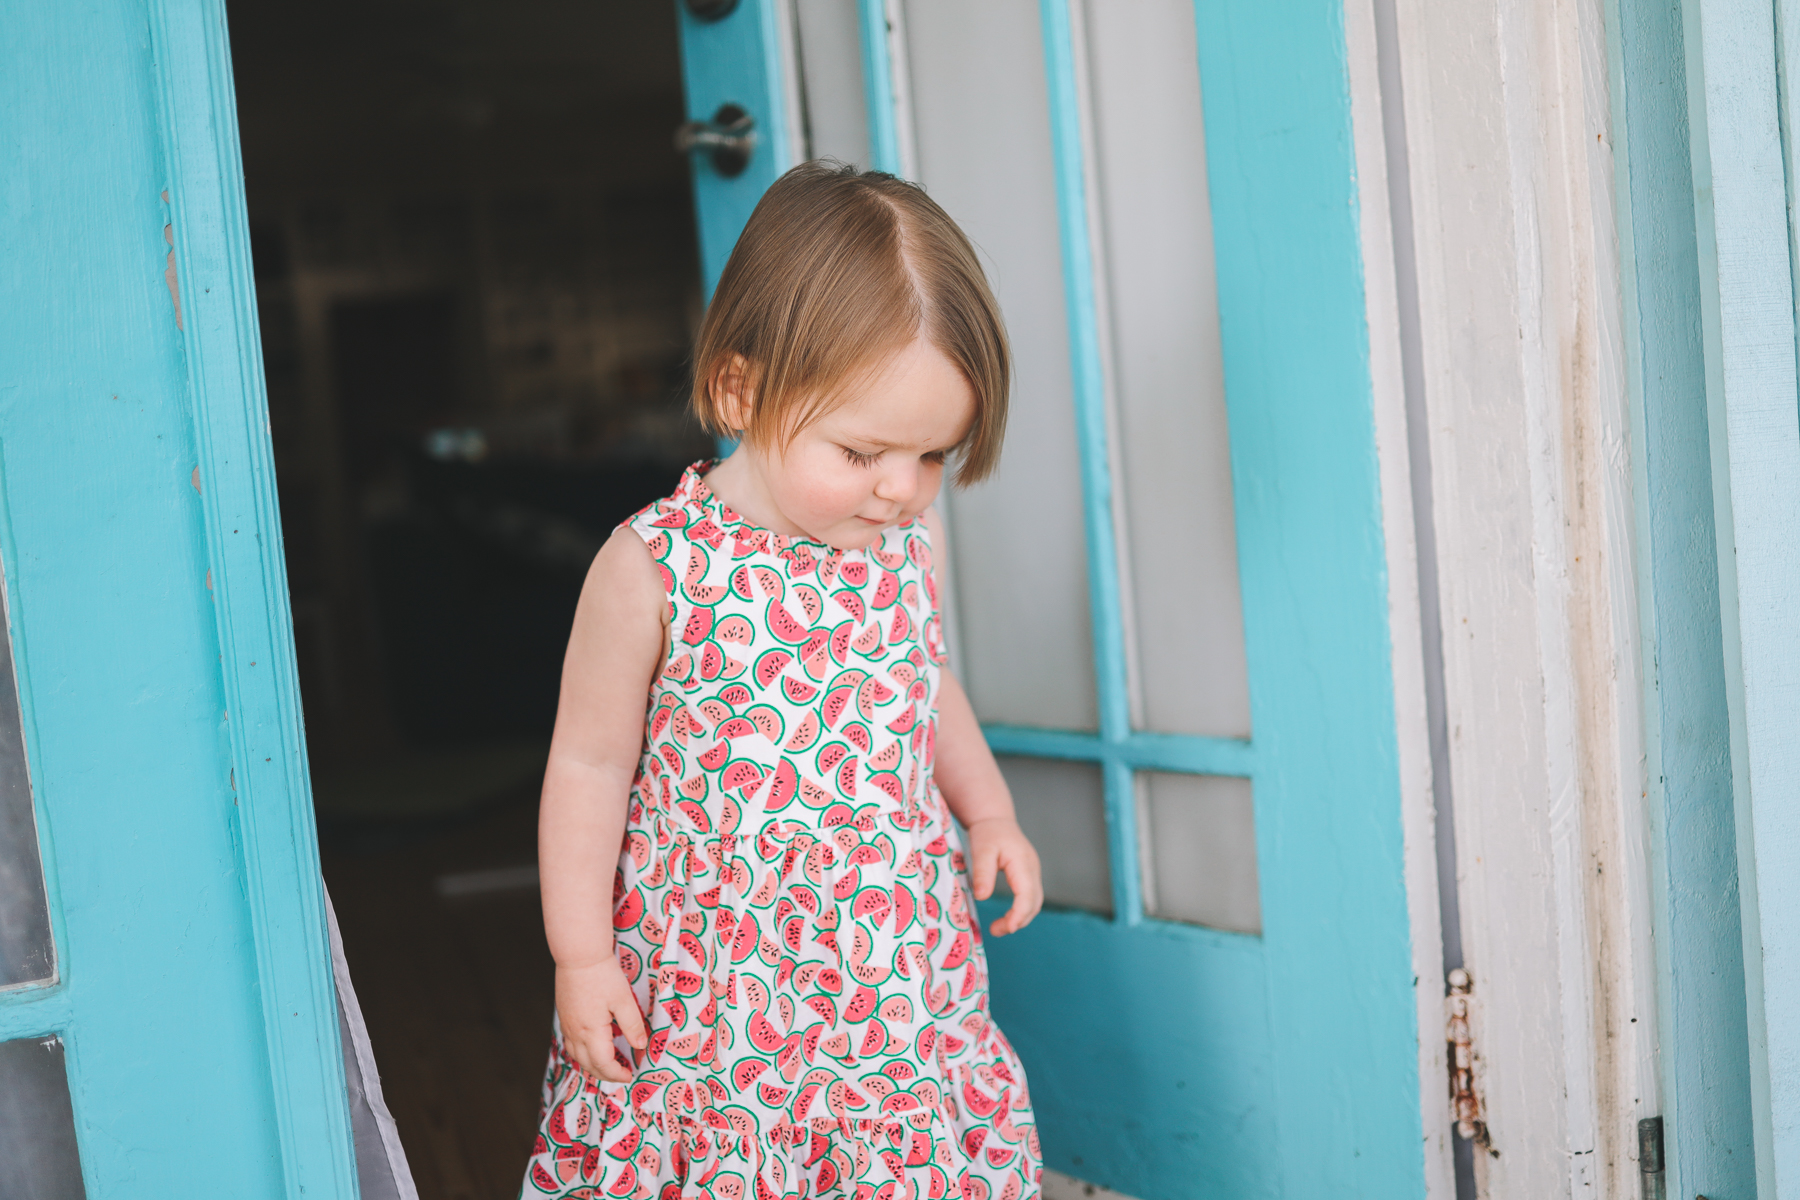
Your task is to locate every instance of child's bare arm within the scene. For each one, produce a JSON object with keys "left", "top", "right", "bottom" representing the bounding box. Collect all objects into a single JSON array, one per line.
[
  {"left": 539, "top": 527, "right": 668, "bottom": 1081},
  {"left": 921, "top": 508, "right": 1043, "bottom": 937},
  {"left": 934, "top": 669, "right": 1043, "bottom": 935}
]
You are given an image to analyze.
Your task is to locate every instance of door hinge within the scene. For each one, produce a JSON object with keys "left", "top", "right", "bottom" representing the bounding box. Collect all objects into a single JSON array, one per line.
[
  {"left": 1638, "top": 1116, "right": 1667, "bottom": 1200},
  {"left": 1446, "top": 968, "right": 1491, "bottom": 1150}
]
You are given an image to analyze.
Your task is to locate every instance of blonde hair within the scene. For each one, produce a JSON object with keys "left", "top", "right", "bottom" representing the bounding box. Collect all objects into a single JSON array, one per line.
[{"left": 690, "top": 161, "right": 1010, "bottom": 484}]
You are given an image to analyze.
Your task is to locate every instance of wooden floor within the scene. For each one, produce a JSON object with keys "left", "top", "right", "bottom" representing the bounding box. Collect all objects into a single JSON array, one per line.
[{"left": 322, "top": 781, "right": 554, "bottom": 1200}]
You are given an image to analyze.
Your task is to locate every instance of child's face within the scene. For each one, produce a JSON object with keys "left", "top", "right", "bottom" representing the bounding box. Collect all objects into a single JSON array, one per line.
[{"left": 757, "top": 338, "right": 975, "bottom": 550}]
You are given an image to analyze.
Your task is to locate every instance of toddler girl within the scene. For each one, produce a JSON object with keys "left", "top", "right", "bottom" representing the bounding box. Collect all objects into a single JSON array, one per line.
[{"left": 522, "top": 161, "right": 1044, "bottom": 1200}]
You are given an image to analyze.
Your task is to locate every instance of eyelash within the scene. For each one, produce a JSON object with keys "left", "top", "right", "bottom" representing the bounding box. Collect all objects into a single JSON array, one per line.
[{"left": 841, "top": 447, "right": 950, "bottom": 467}]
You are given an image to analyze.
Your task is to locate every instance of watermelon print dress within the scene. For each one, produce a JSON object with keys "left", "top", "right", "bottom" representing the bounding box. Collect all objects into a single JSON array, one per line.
[{"left": 521, "top": 462, "right": 1041, "bottom": 1200}]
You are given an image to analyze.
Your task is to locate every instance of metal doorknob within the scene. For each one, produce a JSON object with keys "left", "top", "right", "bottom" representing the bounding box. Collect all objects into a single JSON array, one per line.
[{"left": 676, "top": 103, "right": 756, "bottom": 178}]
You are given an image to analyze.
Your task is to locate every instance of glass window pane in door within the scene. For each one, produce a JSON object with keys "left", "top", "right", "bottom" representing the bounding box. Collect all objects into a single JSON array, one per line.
[
  {"left": 904, "top": 0, "right": 1098, "bottom": 731},
  {"left": 0, "top": 1036, "right": 87, "bottom": 1200},
  {"left": 994, "top": 756, "right": 1109, "bottom": 914},
  {"left": 793, "top": 0, "right": 873, "bottom": 168},
  {"left": 1138, "top": 772, "right": 1259, "bottom": 933},
  {"left": 0, "top": 582, "right": 54, "bottom": 989},
  {"left": 1086, "top": 0, "right": 1250, "bottom": 738}
]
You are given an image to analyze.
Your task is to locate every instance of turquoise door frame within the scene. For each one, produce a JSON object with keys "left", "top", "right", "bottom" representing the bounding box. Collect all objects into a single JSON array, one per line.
[
  {"left": 1671, "top": 0, "right": 1800, "bottom": 1192},
  {"left": 1612, "top": 0, "right": 1800, "bottom": 1192},
  {"left": 854, "top": 0, "right": 904, "bottom": 175},
  {"left": 1607, "top": 0, "right": 1758, "bottom": 1195},
  {"left": 677, "top": 2, "right": 1428, "bottom": 1195},
  {"left": 0, "top": 1, "right": 355, "bottom": 1195}
]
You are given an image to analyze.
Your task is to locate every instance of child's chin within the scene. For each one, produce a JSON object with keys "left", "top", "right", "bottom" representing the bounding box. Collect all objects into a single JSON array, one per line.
[{"left": 823, "top": 526, "right": 885, "bottom": 553}]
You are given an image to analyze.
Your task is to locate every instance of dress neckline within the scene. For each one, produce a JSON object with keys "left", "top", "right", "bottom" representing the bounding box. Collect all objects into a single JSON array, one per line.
[{"left": 678, "top": 459, "right": 919, "bottom": 560}]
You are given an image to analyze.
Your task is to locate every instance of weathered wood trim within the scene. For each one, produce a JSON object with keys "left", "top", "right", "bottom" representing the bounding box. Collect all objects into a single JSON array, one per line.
[{"left": 1391, "top": 0, "right": 1657, "bottom": 1192}]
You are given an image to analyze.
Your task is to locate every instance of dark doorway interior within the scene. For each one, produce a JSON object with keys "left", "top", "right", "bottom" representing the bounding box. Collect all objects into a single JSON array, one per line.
[{"left": 227, "top": 1, "right": 704, "bottom": 1192}]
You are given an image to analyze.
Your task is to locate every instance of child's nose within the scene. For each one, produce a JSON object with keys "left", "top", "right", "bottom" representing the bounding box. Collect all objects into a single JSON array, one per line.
[{"left": 874, "top": 462, "right": 918, "bottom": 506}]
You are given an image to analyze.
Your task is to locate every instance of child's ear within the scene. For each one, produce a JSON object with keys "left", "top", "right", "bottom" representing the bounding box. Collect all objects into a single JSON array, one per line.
[{"left": 712, "top": 354, "right": 755, "bottom": 434}]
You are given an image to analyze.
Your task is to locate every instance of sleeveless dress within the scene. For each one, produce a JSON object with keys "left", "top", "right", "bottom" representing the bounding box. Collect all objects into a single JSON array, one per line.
[{"left": 521, "top": 462, "right": 1041, "bottom": 1200}]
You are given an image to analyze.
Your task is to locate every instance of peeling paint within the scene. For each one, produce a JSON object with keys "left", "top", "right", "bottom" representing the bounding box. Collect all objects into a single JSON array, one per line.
[
  {"left": 190, "top": 466, "right": 201, "bottom": 494},
  {"left": 163, "top": 224, "right": 183, "bottom": 331}
]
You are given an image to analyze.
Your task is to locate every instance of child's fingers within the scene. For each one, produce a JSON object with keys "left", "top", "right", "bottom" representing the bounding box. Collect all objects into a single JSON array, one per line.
[
  {"left": 613, "top": 993, "right": 649, "bottom": 1050},
  {"left": 990, "top": 854, "right": 1043, "bottom": 936},
  {"left": 991, "top": 894, "right": 1031, "bottom": 936},
  {"left": 570, "top": 1035, "right": 632, "bottom": 1083},
  {"left": 590, "top": 1040, "right": 634, "bottom": 1083},
  {"left": 970, "top": 842, "right": 999, "bottom": 901}
]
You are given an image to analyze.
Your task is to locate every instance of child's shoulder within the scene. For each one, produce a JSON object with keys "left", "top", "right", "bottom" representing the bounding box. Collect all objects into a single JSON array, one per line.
[
  {"left": 587, "top": 524, "right": 669, "bottom": 610},
  {"left": 619, "top": 461, "right": 710, "bottom": 538}
]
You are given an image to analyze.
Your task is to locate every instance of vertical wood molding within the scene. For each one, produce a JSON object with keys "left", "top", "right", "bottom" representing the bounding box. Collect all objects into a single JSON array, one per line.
[
  {"left": 857, "top": 0, "right": 903, "bottom": 174},
  {"left": 1684, "top": 0, "right": 1800, "bottom": 1188},
  {"left": 1035, "top": 0, "right": 1142, "bottom": 925},
  {"left": 1575, "top": 0, "right": 1664, "bottom": 1189},
  {"left": 1342, "top": 0, "right": 1455, "bottom": 1193},
  {"left": 1607, "top": 0, "right": 1757, "bottom": 1188},
  {"left": 146, "top": 0, "right": 359, "bottom": 1195},
  {"left": 1189, "top": 0, "right": 1427, "bottom": 1190},
  {"left": 1395, "top": 3, "right": 1572, "bottom": 1187},
  {"left": 1392, "top": 0, "right": 1655, "bottom": 1192}
]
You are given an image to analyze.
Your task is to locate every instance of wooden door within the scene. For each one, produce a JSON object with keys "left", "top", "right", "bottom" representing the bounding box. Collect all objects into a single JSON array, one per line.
[
  {"left": 677, "top": 1, "right": 1431, "bottom": 1196},
  {"left": 0, "top": 1, "right": 356, "bottom": 1195}
]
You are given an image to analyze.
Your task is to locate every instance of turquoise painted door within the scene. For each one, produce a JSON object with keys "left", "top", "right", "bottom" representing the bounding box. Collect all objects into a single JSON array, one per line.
[
  {"left": 677, "top": 2, "right": 1426, "bottom": 1197},
  {"left": 0, "top": 1, "right": 355, "bottom": 1196},
  {"left": 675, "top": 0, "right": 799, "bottom": 295}
]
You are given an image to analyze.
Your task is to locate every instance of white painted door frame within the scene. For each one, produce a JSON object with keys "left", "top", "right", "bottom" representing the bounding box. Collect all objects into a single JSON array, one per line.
[
  {"left": 1342, "top": 2, "right": 1456, "bottom": 1195},
  {"left": 1359, "top": 0, "right": 1663, "bottom": 1195}
]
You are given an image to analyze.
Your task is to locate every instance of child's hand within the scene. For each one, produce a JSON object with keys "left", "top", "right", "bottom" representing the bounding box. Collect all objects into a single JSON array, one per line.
[
  {"left": 555, "top": 955, "right": 647, "bottom": 1083},
  {"left": 965, "top": 816, "right": 1043, "bottom": 937}
]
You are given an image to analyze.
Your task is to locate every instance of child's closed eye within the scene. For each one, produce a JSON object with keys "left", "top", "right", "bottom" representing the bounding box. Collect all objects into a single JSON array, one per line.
[{"left": 841, "top": 446, "right": 950, "bottom": 468}]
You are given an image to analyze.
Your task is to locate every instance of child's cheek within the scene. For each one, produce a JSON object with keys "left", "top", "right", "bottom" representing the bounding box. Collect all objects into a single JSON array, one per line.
[
  {"left": 916, "top": 463, "right": 945, "bottom": 512},
  {"left": 791, "top": 452, "right": 863, "bottom": 526}
]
